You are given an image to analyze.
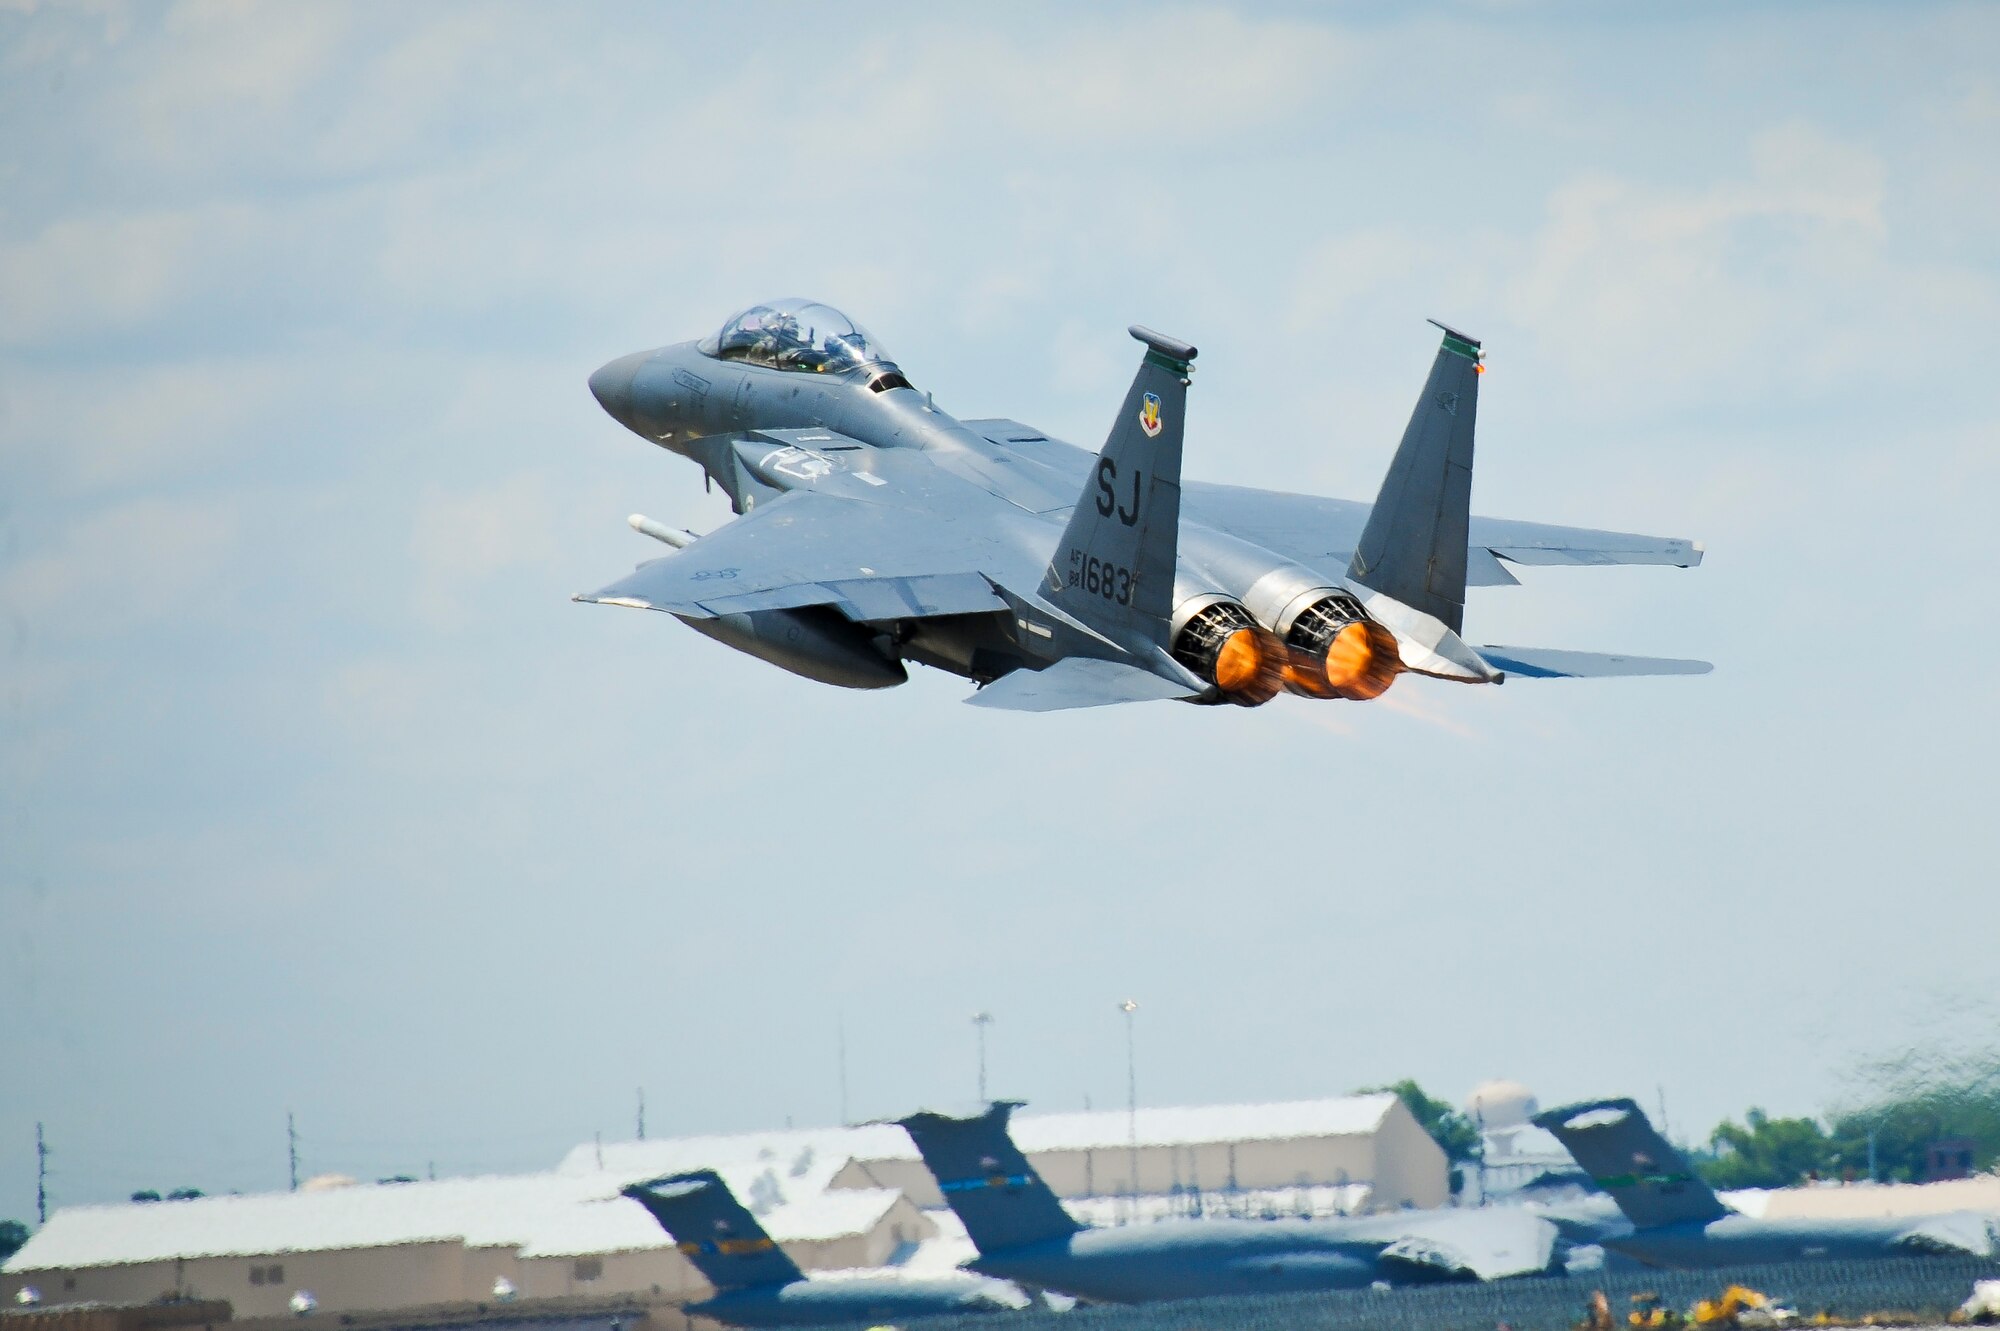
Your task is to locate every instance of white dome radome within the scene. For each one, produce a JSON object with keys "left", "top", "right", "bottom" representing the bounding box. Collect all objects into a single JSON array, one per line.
[{"left": 1467, "top": 1079, "right": 1538, "bottom": 1128}]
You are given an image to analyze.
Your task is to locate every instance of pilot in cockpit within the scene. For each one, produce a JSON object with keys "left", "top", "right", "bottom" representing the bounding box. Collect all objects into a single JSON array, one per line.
[{"left": 705, "top": 300, "right": 901, "bottom": 380}]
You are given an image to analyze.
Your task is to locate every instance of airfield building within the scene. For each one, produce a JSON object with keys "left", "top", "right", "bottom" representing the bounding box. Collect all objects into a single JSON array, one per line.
[
  {"left": 826, "top": 1093, "right": 1448, "bottom": 1209},
  {"left": 2, "top": 1093, "right": 1446, "bottom": 1321},
  {"left": 0, "top": 1161, "right": 924, "bottom": 1319}
]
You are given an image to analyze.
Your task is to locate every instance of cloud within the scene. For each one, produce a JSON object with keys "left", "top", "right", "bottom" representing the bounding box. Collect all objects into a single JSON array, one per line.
[
  {"left": 832, "top": 8, "right": 1351, "bottom": 153},
  {"left": 126, "top": 1, "right": 352, "bottom": 171},
  {"left": 407, "top": 469, "right": 562, "bottom": 628},
  {"left": 0, "top": 493, "right": 242, "bottom": 644},
  {"left": 1503, "top": 121, "right": 1989, "bottom": 411},
  {"left": 0, "top": 204, "right": 264, "bottom": 346},
  {"left": 1284, "top": 228, "right": 1447, "bottom": 332},
  {"left": 0, "top": 356, "right": 300, "bottom": 494}
]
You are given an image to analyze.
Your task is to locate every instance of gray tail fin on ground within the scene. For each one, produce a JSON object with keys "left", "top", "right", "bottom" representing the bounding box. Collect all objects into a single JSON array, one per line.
[
  {"left": 1043, "top": 326, "right": 1196, "bottom": 646},
  {"left": 1533, "top": 1098, "right": 1729, "bottom": 1230},
  {"left": 897, "top": 1102, "right": 1082, "bottom": 1255},
  {"left": 623, "top": 1170, "right": 805, "bottom": 1290},
  {"left": 1348, "top": 322, "right": 1482, "bottom": 633}
]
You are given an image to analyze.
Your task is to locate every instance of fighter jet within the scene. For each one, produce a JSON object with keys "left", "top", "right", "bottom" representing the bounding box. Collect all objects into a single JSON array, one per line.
[
  {"left": 1533, "top": 1098, "right": 1996, "bottom": 1268},
  {"left": 890, "top": 1101, "right": 1558, "bottom": 1303},
  {"left": 621, "top": 1170, "right": 1025, "bottom": 1327},
  {"left": 578, "top": 298, "right": 1707, "bottom": 711}
]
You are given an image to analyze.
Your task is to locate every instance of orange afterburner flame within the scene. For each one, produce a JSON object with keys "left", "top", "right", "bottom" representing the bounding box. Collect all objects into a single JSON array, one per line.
[
  {"left": 1215, "top": 627, "right": 1285, "bottom": 706},
  {"left": 1284, "top": 619, "right": 1401, "bottom": 701},
  {"left": 1323, "top": 622, "right": 1379, "bottom": 690},
  {"left": 1173, "top": 603, "right": 1284, "bottom": 705},
  {"left": 1212, "top": 628, "right": 1264, "bottom": 694}
]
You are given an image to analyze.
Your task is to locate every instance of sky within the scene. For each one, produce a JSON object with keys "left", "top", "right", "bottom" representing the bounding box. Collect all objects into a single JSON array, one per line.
[{"left": 3, "top": 0, "right": 1998, "bottom": 1221}]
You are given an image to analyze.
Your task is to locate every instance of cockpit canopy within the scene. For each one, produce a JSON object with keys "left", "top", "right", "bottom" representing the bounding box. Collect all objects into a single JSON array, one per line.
[{"left": 700, "top": 298, "right": 897, "bottom": 377}]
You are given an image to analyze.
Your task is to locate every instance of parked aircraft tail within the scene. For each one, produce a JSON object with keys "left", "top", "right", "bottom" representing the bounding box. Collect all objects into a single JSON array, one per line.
[
  {"left": 1533, "top": 1099, "right": 1729, "bottom": 1230},
  {"left": 1043, "top": 327, "right": 1196, "bottom": 650},
  {"left": 896, "top": 1102, "right": 1083, "bottom": 1255},
  {"left": 623, "top": 1170, "right": 806, "bottom": 1291}
]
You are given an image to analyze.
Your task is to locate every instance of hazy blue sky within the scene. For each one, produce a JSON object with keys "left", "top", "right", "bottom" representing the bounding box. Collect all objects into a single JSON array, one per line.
[{"left": 4, "top": 1, "right": 1997, "bottom": 1219}]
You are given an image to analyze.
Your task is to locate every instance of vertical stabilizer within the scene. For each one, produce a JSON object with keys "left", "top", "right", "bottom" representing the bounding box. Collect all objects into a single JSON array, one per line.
[
  {"left": 1348, "top": 322, "right": 1481, "bottom": 633},
  {"left": 897, "top": 1102, "right": 1082, "bottom": 1255},
  {"left": 1533, "top": 1099, "right": 1729, "bottom": 1230},
  {"left": 623, "top": 1170, "right": 806, "bottom": 1290},
  {"left": 1044, "top": 327, "right": 1195, "bottom": 647}
]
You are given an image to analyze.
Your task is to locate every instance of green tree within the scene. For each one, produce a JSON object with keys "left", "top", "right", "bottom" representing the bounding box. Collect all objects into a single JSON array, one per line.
[
  {"left": 0, "top": 1219, "right": 27, "bottom": 1263},
  {"left": 1698, "top": 1048, "right": 2000, "bottom": 1190},
  {"left": 1360, "top": 1079, "right": 1482, "bottom": 1162},
  {"left": 1826, "top": 1049, "right": 2000, "bottom": 1182},
  {"left": 1700, "top": 1108, "right": 1835, "bottom": 1189}
]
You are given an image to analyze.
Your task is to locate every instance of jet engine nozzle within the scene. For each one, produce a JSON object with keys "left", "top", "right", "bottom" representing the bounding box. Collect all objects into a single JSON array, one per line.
[
  {"left": 1281, "top": 594, "right": 1401, "bottom": 701},
  {"left": 1171, "top": 600, "right": 1282, "bottom": 705}
]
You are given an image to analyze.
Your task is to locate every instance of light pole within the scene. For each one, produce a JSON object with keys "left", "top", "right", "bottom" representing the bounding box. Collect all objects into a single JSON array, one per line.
[
  {"left": 1119, "top": 1000, "right": 1139, "bottom": 1208},
  {"left": 972, "top": 1012, "right": 993, "bottom": 1102}
]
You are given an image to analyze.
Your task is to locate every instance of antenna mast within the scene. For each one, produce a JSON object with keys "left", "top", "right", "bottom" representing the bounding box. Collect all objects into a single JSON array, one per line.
[{"left": 836, "top": 1015, "right": 851, "bottom": 1126}]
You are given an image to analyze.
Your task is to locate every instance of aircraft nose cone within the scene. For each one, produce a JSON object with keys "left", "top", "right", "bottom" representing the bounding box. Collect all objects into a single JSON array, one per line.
[{"left": 588, "top": 351, "right": 649, "bottom": 426}]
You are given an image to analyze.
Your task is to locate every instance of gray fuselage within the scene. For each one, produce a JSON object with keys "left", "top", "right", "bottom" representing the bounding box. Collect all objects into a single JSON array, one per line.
[
  {"left": 959, "top": 1216, "right": 1495, "bottom": 1304},
  {"left": 589, "top": 339, "right": 1327, "bottom": 688},
  {"left": 1538, "top": 1200, "right": 1996, "bottom": 1271},
  {"left": 689, "top": 1273, "right": 1020, "bottom": 1327}
]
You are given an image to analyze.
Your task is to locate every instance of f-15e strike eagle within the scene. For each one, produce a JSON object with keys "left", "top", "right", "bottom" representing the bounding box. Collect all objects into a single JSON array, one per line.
[{"left": 579, "top": 298, "right": 1707, "bottom": 711}]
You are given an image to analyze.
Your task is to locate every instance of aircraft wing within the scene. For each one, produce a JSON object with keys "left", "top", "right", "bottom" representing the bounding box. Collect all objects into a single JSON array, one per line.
[
  {"left": 965, "top": 656, "right": 1201, "bottom": 712},
  {"left": 1345, "top": 1207, "right": 1559, "bottom": 1282},
  {"left": 1181, "top": 483, "right": 1703, "bottom": 588},
  {"left": 575, "top": 488, "right": 1010, "bottom": 623}
]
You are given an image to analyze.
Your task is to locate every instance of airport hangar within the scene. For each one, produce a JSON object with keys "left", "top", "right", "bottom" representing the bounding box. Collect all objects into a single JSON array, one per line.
[{"left": 2, "top": 1093, "right": 1445, "bottom": 1320}]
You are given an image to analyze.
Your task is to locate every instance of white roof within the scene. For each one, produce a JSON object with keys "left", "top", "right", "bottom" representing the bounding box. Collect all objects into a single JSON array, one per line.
[
  {"left": 8, "top": 1174, "right": 621, "bottom": 1272},
  {"left": 564, "top": 1094, "right": 1402, "bottom": 1180},
  {"left": 1755, "top": 1174, "right": 2000, "bottom": 1221},
  {"left": 1002, "top": 1094, "right": 1400, "bottom": 1154},
  {"left": 6, "top": 1163, "right": 907, "bottom": 1274},
  {"left": 558, "top": 1122, "right": 911, "bottom": 1181}
]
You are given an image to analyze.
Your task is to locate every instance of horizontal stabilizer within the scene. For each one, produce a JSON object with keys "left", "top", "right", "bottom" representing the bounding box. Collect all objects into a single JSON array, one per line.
[
  {"left": 1477, "top": 646, "right": 1713, "bottom": 679},
  {"left": 967, "top": 656, "right": 1199, "bottom": 711},
  {"left": 1483, "top": 537, "right": 1704, "bottom": 569}
]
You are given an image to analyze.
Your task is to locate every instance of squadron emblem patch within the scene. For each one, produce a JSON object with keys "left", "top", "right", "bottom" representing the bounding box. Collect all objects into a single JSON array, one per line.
[{"left": 1138, "top": 391, "right": 1163, "bottom": 438}]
